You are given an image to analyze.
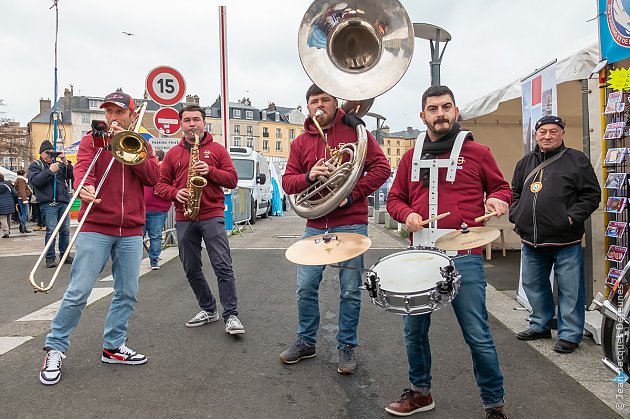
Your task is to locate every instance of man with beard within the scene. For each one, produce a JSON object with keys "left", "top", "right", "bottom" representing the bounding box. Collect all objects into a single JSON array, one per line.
[
  {"left": 280, "top": 84, "right": 390, "bottom": 374},
  {"left": 385, "top": 86, "right": 511, "bottom": 419}
]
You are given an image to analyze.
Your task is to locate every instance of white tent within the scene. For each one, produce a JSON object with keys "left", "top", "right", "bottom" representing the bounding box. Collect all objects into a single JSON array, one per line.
[{"left": 0, "top": 166, "right": 18, "bottom": 183}]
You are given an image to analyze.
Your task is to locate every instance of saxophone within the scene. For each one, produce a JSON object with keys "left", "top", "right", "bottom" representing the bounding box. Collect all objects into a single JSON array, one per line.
[{"left": 183, "top": 131, "right": 208, "bottom": 219}]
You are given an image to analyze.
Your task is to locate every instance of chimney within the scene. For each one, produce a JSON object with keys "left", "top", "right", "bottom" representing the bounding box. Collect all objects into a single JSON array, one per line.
[
  {"left": 39, "top": 98, "right": 51, "bottom": 114},
  {"left": 193, "top": 95, "right": 199, "bottom": 104},
  {"left": 382, "top": 125, "right": 390, "bottom": 134},
  {"left": 64, "top": 87, "right": 72, "bottom": 112},
  {"left": 407, "top": 126, "right": 413, "bottom": 132},
  {"left": 144, "top": 90, "right": 149, "bottom": 100},
  {"left": 268, "top": 102, "right": 276, "bottom": 112}
]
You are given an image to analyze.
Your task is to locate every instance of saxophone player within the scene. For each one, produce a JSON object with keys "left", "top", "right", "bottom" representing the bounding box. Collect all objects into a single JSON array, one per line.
[{"left": 155, "top": 105, "right": 245, "bottom": 335}]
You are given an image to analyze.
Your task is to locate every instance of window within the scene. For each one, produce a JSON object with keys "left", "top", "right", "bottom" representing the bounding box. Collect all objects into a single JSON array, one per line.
[
  {"left": 289, "top": 129, "right": 295, "bottom": 140},
  {"left": 396, "top": 149, "right": 400, "bottom": 155},
  {"left": 263, "top": 140, "right": 269, "bottom": 150},
  {"left": 82, "top": 114, "right": 89, "bottom": 124},
  {"left": 387, "top": 140, "right": 391, "bottom": 145},
  {"left": 233, "top": 136, "right": 241, "bottom": 146},
  {"left": 263, "top": 127, "right": 269, "bottom": 138},
  {"left": 247, "top": 125, "right": 253, "bottom": 136},
  {"left": 206, "top": 123, "right": 212, "bottom": 132},
  {"left": 276, "top": 141, "right": 282, "bottom": 151},
  {"left": 276, "top": 128, "right": 282, "bottom": 138},
  {"left": 233, "top": 109, "right": 242, "bottom": 118},
  {"left": 245, "top": 110, "right": 253, "bottom": 119},
  {"left": 232, "top": 159, "right": 254, "bottom": 180},
  {"left": 387, "top": 148, "right": 391, "bottom": 155},
  {"left": 246, "top": 137, "right": 253, "bottom": 148},
  {"left": 89, "top": 99, "right": 102, "bottom": 109},
  {"left": 397, "top": 140, "right": 400, "bottom": 146},
  {"left": 234, "top": 125, "right": 240, "bottom": 134}
]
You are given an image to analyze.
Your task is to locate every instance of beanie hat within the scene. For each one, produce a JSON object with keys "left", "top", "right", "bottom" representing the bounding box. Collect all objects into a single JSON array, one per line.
[
  {"left": 535, "top": 115, "right": 565, "bottom": 131},
  {"left": 39, "top": 140, "right": 54, "bottom": 154}
]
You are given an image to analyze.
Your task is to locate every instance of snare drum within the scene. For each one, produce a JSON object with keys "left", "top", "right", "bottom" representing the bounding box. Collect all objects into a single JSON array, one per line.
[{"left": 368, "top": 248, "right": 460, "bottom": 315}]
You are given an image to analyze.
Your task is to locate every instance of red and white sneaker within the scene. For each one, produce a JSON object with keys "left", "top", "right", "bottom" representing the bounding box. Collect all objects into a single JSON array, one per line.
[
  {"left": 101, "top": 343, "right": 147, "bottom": 365},
  {"left": 40, "top": 349, "right": 66, "bottom": 385}
]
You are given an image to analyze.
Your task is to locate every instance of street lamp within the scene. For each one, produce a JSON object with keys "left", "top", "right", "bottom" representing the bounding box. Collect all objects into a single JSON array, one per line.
[{"left": 413, "top": 23, "right": 452, "bottom": 86}]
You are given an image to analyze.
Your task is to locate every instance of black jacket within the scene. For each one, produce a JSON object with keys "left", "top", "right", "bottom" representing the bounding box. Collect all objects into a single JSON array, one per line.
[
  {"left": 0, "top": 181, "right": 17, "bottom": 215},
  {"left": 27, "top": 158, "right": 73, "bottom": 204},
  {"left": 509, "top": 143, "right": 601, "bottom": 246}
]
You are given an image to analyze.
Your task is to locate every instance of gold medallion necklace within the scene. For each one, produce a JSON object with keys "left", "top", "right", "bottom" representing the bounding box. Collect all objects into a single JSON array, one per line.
[{"left": 530, "top": 168, "right": 543, "bottom": 193}]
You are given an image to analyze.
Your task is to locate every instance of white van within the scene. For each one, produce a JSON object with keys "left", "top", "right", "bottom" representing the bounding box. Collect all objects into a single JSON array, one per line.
[{"left": 229, "top": 147, "right": 272, "bottom": 224}]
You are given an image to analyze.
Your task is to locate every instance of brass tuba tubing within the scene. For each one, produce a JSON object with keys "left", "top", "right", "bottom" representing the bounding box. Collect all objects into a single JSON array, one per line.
[{"left": 28, "top": 102, "right": 149, "bottom": 293}]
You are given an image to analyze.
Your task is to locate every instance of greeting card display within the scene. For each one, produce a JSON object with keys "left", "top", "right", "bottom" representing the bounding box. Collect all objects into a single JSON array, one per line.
[
  {"left": 606, "top": 148, "right": 627, "bottom": 164},
  {"left": 606, "top": 245, "right": 628, "bottom": 262},
  {"left": 606, "top": 196, "right": 628, "bottom": 213},
  {"left": 605, "top": 173, "right": 628, "bottom": 189},
  {"left": 604, "top": 122, "right": 627, "bottom": 140},
  {"left": 606, "top": 221, "right": 628, "bottom": 238},
  {"left": 606, "top": 268, "right": 622, "bottom": 286},
  {"left": 605, "top": 91, "right": 624, "bottom": 114}
]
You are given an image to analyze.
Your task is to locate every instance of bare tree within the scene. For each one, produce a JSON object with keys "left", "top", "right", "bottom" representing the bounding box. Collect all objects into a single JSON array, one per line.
[{"left": 0, "top": 99, "right": 32, "bottom": 170}]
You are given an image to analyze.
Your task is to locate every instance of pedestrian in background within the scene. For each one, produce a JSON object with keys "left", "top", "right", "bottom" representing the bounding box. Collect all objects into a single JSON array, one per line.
[
  {"left": 14, "top": 169, "right": 31, "bottom": 233},
  {"left": 0, "top": 173, "right": 17, "bottom": 238},
  {"left": 144, "top": 148, "right": 171, "bottom": 270}
]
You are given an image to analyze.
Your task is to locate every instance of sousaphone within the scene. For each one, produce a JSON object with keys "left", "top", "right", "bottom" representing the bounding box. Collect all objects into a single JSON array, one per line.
[{"left": 292, "top": 0, "right": 414, "bottom": 219}]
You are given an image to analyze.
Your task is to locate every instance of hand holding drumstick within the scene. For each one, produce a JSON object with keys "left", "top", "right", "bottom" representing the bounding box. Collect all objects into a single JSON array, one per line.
[{"left": 405, "top": 212, "right": 450, "bottom": 232}]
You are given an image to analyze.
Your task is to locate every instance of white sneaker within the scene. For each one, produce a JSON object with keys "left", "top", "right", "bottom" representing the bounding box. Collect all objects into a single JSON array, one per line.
[
  {"left": 40, "top": 349, "right": 66, "bottom": 385},
  {"left": 186, "top": 310, "right": 220, "bottom": 328},
  {"left": 101, "top": 343, "right": 147, "bottom": 365},
  {"left": 225, "top": 315, "right": 245, "bottom": 335}
]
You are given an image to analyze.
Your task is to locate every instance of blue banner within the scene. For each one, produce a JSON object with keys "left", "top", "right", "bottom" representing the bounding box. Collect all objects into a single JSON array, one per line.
[{"left": 600, "top": 0, "right": 630, "bottom": 64}]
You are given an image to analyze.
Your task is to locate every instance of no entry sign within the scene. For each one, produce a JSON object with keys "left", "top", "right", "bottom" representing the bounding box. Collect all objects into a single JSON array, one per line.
[
  {"left": 154, "top": 107, "right": 181, "bottom": 135},
  {"left": 146, "top": 66, "right": 186, "bottom": 106}
]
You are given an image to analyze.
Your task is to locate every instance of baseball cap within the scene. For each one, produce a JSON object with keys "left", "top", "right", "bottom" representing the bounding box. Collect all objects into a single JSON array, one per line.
[
  {"left": 535, "top": 115, "right": 565, "bottom": 131},
  {"left": 100, "top": 91, "right": 136, "bottom": 111}
]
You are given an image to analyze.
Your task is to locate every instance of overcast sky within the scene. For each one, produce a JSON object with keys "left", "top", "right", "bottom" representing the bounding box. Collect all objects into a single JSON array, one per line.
[{"left": 1, "top": 0, "right": 597, "bottom": 133}]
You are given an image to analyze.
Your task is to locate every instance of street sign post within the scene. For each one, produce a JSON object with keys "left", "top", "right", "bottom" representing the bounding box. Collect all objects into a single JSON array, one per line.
[
  {"left": 146, "top": 66, "right": 186, "bottom": 106},
  {"left": 153, "top": 107, "right": 181, "bottom": 135}
]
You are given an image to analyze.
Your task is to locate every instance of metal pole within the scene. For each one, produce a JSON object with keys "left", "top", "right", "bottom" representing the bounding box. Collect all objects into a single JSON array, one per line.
[
  {"left": 219, "top": 6, "right": 230, "bottom": 149},
  {"left": 581, "top": 79, "right": 594, "bottom": 300}
]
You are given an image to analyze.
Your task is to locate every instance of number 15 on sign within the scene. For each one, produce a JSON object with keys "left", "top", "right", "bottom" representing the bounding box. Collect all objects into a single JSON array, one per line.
[{"left": 145, "top": 66, "right": 186, "bottom": 106}]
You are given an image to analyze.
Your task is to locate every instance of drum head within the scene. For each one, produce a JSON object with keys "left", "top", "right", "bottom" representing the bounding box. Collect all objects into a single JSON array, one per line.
[{"left": 370, "top": 249, "right": 451, "bottom": 293}]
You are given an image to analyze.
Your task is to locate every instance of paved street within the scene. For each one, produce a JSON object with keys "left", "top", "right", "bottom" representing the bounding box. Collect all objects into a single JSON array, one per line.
[{"left": 0, "top": 211, "right": 626, "bottom": 418}]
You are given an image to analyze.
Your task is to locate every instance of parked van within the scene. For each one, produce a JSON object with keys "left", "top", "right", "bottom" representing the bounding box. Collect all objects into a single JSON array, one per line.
[{"left": 229, "top": 147, "right": 272, "bottom": 224}]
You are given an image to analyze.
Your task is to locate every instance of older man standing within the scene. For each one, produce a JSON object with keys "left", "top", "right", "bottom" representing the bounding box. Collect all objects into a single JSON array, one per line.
[{"left": 510, "top": 115, "right": 600, "bottom": 354}]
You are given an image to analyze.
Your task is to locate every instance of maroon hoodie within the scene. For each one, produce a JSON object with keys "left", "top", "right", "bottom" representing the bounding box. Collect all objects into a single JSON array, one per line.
[
  {"left": 283, "top": 108, "right": 390, "bottom": 229},
  {"left": 73, "top": 133, "right": 160, "bottom": 237},
  {"left": 386, "top": 137, "right": 512, "bottom": 253},
  {"left": 155, "top": 132, "right": 237, "bottom": 221}
]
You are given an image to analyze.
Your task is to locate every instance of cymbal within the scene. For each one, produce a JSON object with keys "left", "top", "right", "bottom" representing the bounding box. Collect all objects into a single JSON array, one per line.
[
  {"left": 285, "top": 233, "right": 372, "bottom": 265},
  {"left": 434, "top": 227, "right": 501, "bottom": 251}
]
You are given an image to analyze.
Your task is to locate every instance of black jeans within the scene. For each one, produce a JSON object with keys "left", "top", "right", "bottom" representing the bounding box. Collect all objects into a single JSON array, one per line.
[{"left": 175, "top": 217, "right": 238, "bottom": 321}]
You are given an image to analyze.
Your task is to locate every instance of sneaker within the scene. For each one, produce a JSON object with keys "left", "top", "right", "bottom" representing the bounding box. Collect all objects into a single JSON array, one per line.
[
  {"left": 150, "top": 260, "right": 160, "bottom": 270},
  {"left": 280, "top": 338, "right": 316, "bottom": 364},
  {"left": 102, "top": 343, "right": 147, "bottom": 365},
  {"left": 186, "top": 310, "right": 220, "bottom": 327},
  {"left": 225, "top": 315, "right": 245, "bottom": 335},
  {"left": 554, "top": 339, "right": 579, "bottom": 354},
  {"left": 485, "top": 406, "right": 508, "bottom": 419},
  {"left": 1, "top": 234, "right": 8, "bottom": 239},
  {"left": 515, "top": 328, "right": 551, "bottom": 341},
  {"left": 40, "top": 349, "right": 66, "bottom": 385},
  {"left": 63, "top": 255, "right": 74, "bottom": 265},
  {"left": 385, "top": 389, "right": 435, "bottom": 416},
  {"left": 338, "top": 344, "right": 356, "bottom": 374},
  {"left": 45, "top": 258, "right": 57, "bottom": 268}
]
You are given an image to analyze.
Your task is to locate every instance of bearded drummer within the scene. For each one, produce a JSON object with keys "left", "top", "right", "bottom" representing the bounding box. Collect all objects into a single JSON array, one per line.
[{"left": 384, "top": 85, "right": 511, "bottom": 419}]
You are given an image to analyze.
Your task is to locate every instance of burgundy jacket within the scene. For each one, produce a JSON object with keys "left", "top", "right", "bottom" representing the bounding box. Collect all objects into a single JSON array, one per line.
[
  {"left": 386, "top": 137, "right": 512, "bottom": 253},
  {"left": 73, "top": 133, "right": 160, "bottom": 236},
  {"left": 155, "top": 132, "right": 237, "bottom": 221},
  {"left": 283, "top": 108, "right": 391, "bottom": 229}
]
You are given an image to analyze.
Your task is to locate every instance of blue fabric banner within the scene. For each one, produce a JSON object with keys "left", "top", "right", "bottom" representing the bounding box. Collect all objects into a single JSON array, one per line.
[{"left": 600, "top": 0, "right": 630, "bottom": 63}]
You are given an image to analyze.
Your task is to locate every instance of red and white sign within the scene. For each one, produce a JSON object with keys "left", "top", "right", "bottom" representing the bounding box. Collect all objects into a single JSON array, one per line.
[
  {"left": 146, "top": 66, "right": 186, "bottom": 106},
  {"left": 154, "top": 107, "right": 181, "bottom": 135}
]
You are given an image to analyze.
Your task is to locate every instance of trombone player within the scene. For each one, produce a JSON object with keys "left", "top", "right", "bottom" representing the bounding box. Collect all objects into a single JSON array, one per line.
[{"left": 39, "top": 90, "right": 159, "bottom": 386}]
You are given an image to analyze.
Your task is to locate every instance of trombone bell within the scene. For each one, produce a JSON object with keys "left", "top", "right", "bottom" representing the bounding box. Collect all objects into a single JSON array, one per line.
[{"left": 110, "top": 131, "right": 147, "bottom": 166}]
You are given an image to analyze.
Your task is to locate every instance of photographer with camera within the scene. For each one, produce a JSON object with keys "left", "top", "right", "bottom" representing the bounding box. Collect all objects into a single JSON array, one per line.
[{"left": 28, "top": 140, "right": 74, "bottom": 268}]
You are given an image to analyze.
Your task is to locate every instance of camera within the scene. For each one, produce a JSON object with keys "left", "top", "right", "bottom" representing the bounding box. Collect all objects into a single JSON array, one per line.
[{"left": 49, "top": 151, "right": 62, "bottom": 158}]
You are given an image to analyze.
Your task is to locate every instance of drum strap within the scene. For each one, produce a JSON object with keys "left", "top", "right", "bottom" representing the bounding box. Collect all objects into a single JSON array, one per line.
[{"left": 411, "top": 131, "right": 469, "bottom": 182}]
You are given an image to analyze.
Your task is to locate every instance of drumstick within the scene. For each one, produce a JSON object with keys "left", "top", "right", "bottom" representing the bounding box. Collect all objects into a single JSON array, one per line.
[
  {"left": 420, "top": 212, "right": 450, "bottom": 226},
  {"left": 475, "top": 211, "right": 497, "bottom": 223}
]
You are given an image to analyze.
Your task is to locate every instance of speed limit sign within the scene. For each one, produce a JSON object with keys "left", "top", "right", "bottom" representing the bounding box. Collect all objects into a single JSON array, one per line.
[{"left": 145, "top": 66, "right": 186, "bottom": 106}]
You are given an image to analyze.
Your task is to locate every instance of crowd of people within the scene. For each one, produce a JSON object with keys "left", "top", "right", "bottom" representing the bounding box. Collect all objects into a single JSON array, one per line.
[{"left": 4, "top": 82, "right": 603, "bottom": 419}]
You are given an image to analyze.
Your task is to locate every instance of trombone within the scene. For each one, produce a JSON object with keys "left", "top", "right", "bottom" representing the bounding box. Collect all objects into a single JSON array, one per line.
[{"left": 28, "top": 102, "right": 149, "bottom": 293}]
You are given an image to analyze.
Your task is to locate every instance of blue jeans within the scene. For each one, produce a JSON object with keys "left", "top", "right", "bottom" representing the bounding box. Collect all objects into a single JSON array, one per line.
[
  {"left": 404, "top": 254, "right": 505, "bottom": 408},
  {"left": 295, "top": 224, "right": 367, "bottom": 349},
  {"left": 45, "top": 232, "right": 143, "bottom": 352},
  {"left": 18, "top": 201, "right": 28, "bottom": 226},
  {"left": 41, "top": 202, "right": 70, "bottom": 260},
  {"left": 521, "top": 243, "right": 585, "bottom": 343},
  {"left": 144, "top": 211, "right": 168, "bottom": 263}
]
